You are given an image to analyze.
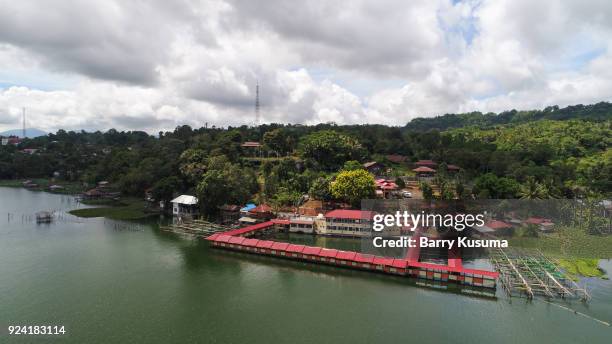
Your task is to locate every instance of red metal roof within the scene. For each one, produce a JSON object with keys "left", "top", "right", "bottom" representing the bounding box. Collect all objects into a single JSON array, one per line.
[
  {"left": 412, "top": 166, "right": 436, "bottom": 173},
  {"left": 448, "top": 258, "right": 462, "bottom": 268},
  {"left": 391, "top": 259, "right": 407, "bottom": 269},
  {"left": 249, "top": 204, "right": 273, "bottom": 214},
  {"left": 222, "top": 221, "right": 274, "bottom": 236},
  {"left": 271, "top": 242, "right": 289, "bottom": 250},
  {"left": 286, "top": 244, "right": 305, "bottom": 253},
  {"left": 447, "top": 164, "right": 460, "bottom": 170},
  {"left": 319, "top": 248, "right": 339, "bottom": 258},
  {"left": 416, "top": 160, "right": 437, "bottom": 166},
  {"left": 206, "top": 215, "right": 499, "bottom": 280},
  {"left": 228, "top": 236, "right": 245, "bottom": 245},
  {"left": 325, "top": 209, "right": 376, "bottom": 220},
  {"left": 206, "top": 233, "right": 221, "bottom": 241},
  {"left": 354, "top": 254, "right": 375, "bottom": 264},
  {"left": 241, "top": 238, "right": 260, "bottom": 247},
  {"left": 302, "top": 246, "right": 321, "bottom": 255},
  {"left": 255, "top": 240, "right": 274, "bottom": 249},
  {"left": 373, "top": 256, "right": 395, "bottom": 266},
  {"left": 525, "top": 217, "right": 550, "bottom": 224},
  {"left": 336, "top": 251, "right": 356, "bottom": 260},
  {"left": 386, "top": 154, "right": 407, "bottom": 163},
  {"left": 216, "top": 234, "right": 232, "bottom": 243},
  {"left": 375, "top": 179, "right": 399, "bottom": 190},
  {"left": 486, "top": 220, "right": 512, "bottom": 229},
  {"left": 272, "top": 218, "right": 290, "bottom": 225}
]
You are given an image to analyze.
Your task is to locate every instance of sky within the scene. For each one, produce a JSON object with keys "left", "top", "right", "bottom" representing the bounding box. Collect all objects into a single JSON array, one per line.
[{"left": 0, "top": 0, "right": 612, "bottom": 133}]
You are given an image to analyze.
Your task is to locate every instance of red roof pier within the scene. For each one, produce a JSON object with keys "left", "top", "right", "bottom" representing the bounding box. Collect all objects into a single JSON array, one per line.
[{"left": 206, "top": 220, "right": 498, "bottom": 289}]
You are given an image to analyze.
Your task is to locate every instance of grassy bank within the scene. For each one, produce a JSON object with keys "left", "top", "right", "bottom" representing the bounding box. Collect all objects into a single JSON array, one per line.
[
  {"left": 557, "top": 258, "right": 606, "bottom": 279},
  {"left": 509, "top": 227, "right": 610, "bottom": 278},
  {"left": 0, "top": 178, "right": 85, "bottom": 194},
  {"left": 69, "top": 198, "right": 155, "bottom": 221},
  {"left": 509, "top": 227, "right": 612, "bottom": 259}
]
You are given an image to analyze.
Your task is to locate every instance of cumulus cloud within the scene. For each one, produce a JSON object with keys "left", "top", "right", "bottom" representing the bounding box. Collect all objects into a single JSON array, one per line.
[{"left": 0, "top": 0, "right": 611, "bottom": 133}]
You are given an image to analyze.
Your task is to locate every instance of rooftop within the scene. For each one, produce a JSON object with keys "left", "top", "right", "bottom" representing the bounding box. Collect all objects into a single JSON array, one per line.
[
  {"left": 170, "top": 195, "right": 198, "bottom": 205},
  {"left": 325, "top": 209, "right": 376, "bottom": 220},
  {"left": 413, "top": 166, "right": 436, "bottom": 173}
]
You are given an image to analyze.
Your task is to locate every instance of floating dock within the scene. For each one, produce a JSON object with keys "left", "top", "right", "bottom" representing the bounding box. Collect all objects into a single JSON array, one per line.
[{"left": 206, "top": 221, "right": 498, "bottom": 289}]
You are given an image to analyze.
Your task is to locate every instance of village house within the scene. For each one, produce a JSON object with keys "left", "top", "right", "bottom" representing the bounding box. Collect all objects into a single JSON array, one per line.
[
  {"left": 248, "top": 204, "right": 274, "bottom": 221},
  {"left": 474, "top": 220, "right": 514, "bottom": 236},
  {"left": 447, "top": 164, "right": 461, "bottom": 173},
  {"left": 289, "top": 216, "right": 316, "bottom": 234},
  {"left": 82, "top": 188, "right": 104, "bottom": 200},
  {"left": 238, "top": 203, "right": 258, "bottom": 225},
  {"left": 524, "top": 217, "right": 555, "bottom": 233},
  {"left": 219, "top": 204, "right": 241, "bottom": 224},
  {"left": 375, "top": 179, "right": 399, "bottom": 199},
  {"left": 412, "top": 166, "right": 436, "bottom": 179},
  {"left": 363, "top": 161, "right": 383, "bottom": 175},
  {"left": 1, "top": 136, "right": 22, "bottom": 146},
  {"left": 415, "top": 160, "right": 437, "bottom": 168},
  {"left": 170, "top": 195, "right": 199, "bottom": 217},
  {"left": 241, "top": 141, "right": 262, "bottom": 157},
  {"left": 386, "top": 154, "right": 408, "bottom": 164},
  {"left": 319, "top": 209, "right": 376, "bottom": 237},
  {"left": 298, "top": 200, "right": 324, "bottom": 216}
]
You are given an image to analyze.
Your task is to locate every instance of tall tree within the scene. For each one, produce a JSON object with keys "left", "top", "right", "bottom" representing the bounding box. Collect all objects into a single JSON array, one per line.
[{"left": 330, "top": 169, "right": 375, "bottom": 207}]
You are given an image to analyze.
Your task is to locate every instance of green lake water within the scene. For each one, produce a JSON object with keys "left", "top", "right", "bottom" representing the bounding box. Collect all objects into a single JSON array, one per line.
[{"left": 1, "top": 187, "right": 611, "bottom": 343}]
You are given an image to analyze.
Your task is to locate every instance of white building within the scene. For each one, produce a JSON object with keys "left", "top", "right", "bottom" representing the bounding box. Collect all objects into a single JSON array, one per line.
[
  {"left": 170, "top": 195, "right": 199, "bottom": 217},
  {"left": 320, "top": 210, "right": 375, "bottom": 237},
  {"left": 289, "top": 216, "right": 316, "bottom": 234}
]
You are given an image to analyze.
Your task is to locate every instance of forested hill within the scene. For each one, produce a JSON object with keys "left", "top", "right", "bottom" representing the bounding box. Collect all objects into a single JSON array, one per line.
[
  {"left": 0, "top": 101, "right": 610, "bottom": 205},
  {"left": 404, "top": 102, "right": 612, "bottom": 132}
]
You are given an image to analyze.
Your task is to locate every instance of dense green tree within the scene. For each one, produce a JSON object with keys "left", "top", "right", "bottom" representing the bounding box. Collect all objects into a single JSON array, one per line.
[
  {"left": 263, "top": 128, "right": 292, "bottom": 156},
  {"left": 342, "top": 160, "right": 363, "bottom": 171},
  {"left": 196, "top": 155, "right": 258, "bottom": 214},
  {"left": 420, "top": 182, "right": 433, "bottom": 200},
  {"left": 309, "top": 176, "right": 333, "bottom": 201},
  {"left": 179, "top": 149, "right": 207, "bottom": 183},
  {"left": 151, "top": 176, "right": 183, "bottom": 202},
  {"left": 299, "top": 130, "right": 365, "bottom": 171},
  {"left": 473, "top": 173, "right": 520, "bottom": 199},
  {"left": 330, "top": 169, "right": 375, "bottom": 207}
]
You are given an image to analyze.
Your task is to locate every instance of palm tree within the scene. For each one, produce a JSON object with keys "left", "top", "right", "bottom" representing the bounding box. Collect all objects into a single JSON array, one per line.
[{"left": 519, "top": 177, "right": 548, "bottom": 199}]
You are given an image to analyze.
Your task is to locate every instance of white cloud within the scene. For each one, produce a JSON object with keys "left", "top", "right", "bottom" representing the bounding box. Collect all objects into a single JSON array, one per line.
[{"left": 0, "top": 0, "right": 611, "bottom": 133}]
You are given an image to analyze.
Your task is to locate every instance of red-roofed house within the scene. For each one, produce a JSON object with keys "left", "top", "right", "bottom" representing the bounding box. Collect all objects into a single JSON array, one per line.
[
  {"left": 249, "top": 204, "right": 274, "bottom": 221},
  {"left": 320, "top": 209, "right": 375, "bottom": 236},
  {"left": 241, "top": 141, "right": 261, "bottom": 148},
  {"left": 386, "top": 154, "right": 408, "bottom": 164},
  {"left": 416, "top": 160, "right": 437, "bottom": 167},
  {"left": 447, "top": 164, "right": 461, "bottom": 172},
  {"left": 475, "top": 220, "right": 513, "bottom": 236},
  {"left": 524, "top": 217, "right": 555, "bottom": 232},
  {"left": 375, "top": 179, "right": 399, "bottom": 198}
]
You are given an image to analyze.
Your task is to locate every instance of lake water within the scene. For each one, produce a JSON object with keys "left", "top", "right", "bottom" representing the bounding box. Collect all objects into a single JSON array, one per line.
[{"left": 1, "top": 187, "right": 611, "bottom": 343}]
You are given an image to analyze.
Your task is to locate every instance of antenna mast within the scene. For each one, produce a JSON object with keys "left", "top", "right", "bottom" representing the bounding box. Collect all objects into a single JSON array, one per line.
[
  {"left": 22, "top": 107, "right": 26, "bottom": 138},
  {"left": 254, "top": 81, "right": 260, "bottom": 127}
]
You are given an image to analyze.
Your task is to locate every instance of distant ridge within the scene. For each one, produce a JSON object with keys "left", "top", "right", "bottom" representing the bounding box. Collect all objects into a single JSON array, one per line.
[
  {"left": 0, "top": 128, "right": 47, "bottom": 138},
  {"left": 404, "top": 101, "right": 612, "bottom": 132}
]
